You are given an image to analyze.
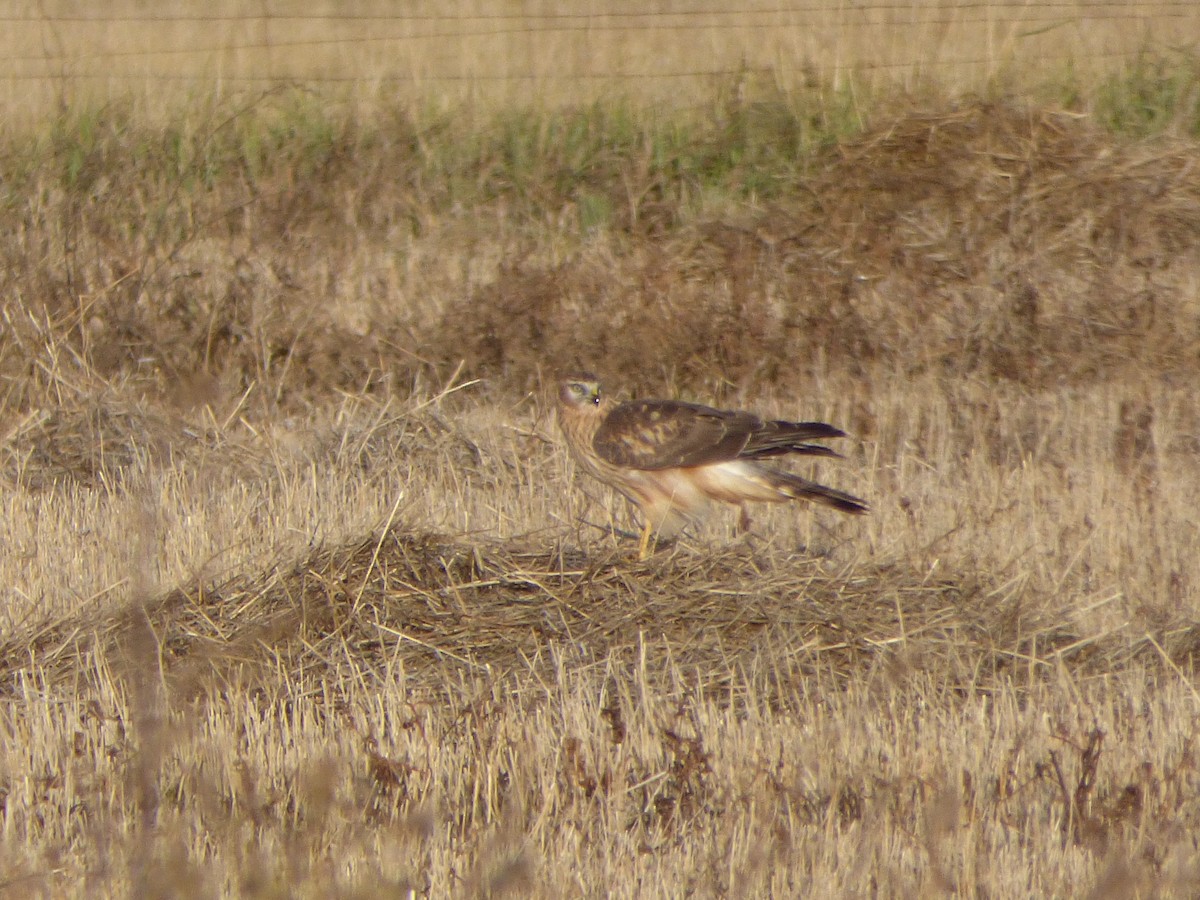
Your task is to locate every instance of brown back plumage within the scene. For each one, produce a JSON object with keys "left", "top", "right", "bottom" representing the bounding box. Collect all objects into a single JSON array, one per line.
[{"left": 592, "top": 400, "right": 848, "bottom": 469}]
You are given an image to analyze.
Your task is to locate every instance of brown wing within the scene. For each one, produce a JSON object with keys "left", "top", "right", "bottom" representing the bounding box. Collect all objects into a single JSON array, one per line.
[{"left": 592, "top": 400, "right": 758, "bottom": 470}]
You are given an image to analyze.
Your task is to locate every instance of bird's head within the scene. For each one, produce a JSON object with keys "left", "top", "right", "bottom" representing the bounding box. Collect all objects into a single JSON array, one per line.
[{"left": 559, "top": 373, "right": 603, "bottom": 411}]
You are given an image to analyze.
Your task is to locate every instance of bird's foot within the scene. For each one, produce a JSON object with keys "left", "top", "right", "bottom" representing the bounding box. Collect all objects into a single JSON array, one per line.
[{"left": 636, "top": 524, "right": 675, "bottom": 560}]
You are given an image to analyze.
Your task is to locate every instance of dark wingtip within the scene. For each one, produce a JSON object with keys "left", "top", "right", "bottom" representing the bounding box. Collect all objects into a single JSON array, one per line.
[
  {"left": 839, "top": 498, "right": 871, "bottom": 515},
  {"left": 791, "top": 421, "right": 848, "bottom": 440}
]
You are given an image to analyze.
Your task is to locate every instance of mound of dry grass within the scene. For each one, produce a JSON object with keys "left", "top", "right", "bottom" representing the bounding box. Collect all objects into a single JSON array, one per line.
[
  {"left": 4, "top": 520, "right": 1197, "bottom": 708},
  {"left": 3, "top": 523, "right": 1200, "bottom": 896}
]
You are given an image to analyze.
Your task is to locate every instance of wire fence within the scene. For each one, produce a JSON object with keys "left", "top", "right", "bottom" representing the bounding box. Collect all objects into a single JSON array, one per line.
[
  {"left": 2, "top": 3, "right": 1197, "bottom": 103},
  {"left": 3, "top": 2, "right": 1199, "bottom": 22}
]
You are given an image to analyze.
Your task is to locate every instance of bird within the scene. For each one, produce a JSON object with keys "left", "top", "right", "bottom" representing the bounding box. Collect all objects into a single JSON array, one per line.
[{"left": 555, "top": 373, "right": 867, "bottom": 557}]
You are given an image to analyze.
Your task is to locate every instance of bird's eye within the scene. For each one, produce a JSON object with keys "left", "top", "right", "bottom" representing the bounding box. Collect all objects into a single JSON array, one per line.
[{"left": 565, "top": 381, "right": 599, "bottom": 404}]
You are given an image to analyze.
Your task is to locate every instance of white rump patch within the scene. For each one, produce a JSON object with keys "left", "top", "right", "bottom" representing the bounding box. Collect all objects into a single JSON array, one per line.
[{"left": 617, "top": 461, "right": 786, "bottom": 539}]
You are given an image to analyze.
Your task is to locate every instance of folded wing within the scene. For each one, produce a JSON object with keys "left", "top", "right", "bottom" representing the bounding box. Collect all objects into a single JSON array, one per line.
[
  {"left": 592, "top": 400, "right": 751, "bottom": 469},
  {"left": 593, "top": 400, "right": 847, "bottom": 470}
]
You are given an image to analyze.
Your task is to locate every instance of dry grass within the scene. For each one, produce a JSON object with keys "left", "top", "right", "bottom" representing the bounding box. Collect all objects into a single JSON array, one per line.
[
  {"left": 3, "top": 61, "right": 1200, "bottom": 897},
  {"left": 3, "top": 367, "right": 1200, "bottom": 894},
  {"left": 3, "top": 0, "right": 1198, "bottom": 118},
  {"left": 444, "top": 102, "right": 1200, "bottom": 396}
]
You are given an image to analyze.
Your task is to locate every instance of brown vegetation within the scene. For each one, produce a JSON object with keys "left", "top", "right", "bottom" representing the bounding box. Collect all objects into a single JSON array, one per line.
[
  {"left": 5, "top": 100, "right": 1199, "bottom": 437},
  {"left": 447, "top": 102, "right": 1200, "bottom": 396},
  {"left": 2, "top": 81, "right": 1200, "bottom": 894}
]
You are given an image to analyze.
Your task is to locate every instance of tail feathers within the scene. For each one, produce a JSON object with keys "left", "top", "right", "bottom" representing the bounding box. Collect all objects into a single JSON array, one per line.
[{"left": 769, "top": 470, "right": 869, "bottom": 515}]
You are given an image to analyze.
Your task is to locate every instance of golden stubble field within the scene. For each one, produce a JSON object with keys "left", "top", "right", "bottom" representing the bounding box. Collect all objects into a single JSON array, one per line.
[{"left": 3, "top": 9, "right": 1200, "bottom": 896}]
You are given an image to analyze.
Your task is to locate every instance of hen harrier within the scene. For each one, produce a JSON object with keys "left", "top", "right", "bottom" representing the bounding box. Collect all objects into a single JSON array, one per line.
[{"left": 556, "top": 373, "right": 867, "bottom": 557}]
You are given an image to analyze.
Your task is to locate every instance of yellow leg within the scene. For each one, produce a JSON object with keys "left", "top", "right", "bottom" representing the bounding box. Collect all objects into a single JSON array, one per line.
[{"left": 637, "top": 521, "right": 654, "bottom": 560}]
